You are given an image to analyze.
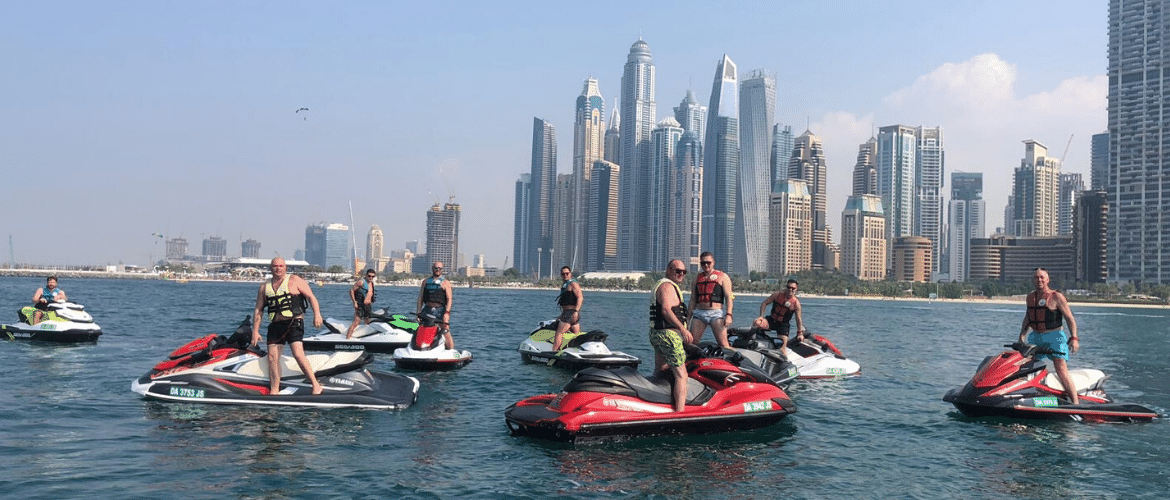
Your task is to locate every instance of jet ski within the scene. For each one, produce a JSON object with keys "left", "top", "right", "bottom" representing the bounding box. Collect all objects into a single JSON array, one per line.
[
  {"left": 727, "top": 327, "right": 860, "bottom": 379},
  {"left": 1, "top": 302, "right": 102, "bottom": 343},
  {"left": 390, "top": 311, "right": 472, "bottom": 371},
  {"left": 696, "top": 343, "right": 799, "bottom": 389},
  {"left": 301, "top": 310, "right": 415, "bottom": 353},
  {"left": 943, "top": 343, "right": 1158, "bottom": 423},
  {"left": 131, "top": 317, "right": 419, "bottom": 409},
  {"left": 505, "top": 348, "right": 797, "bottom": 441},
  {"left": 517, "top": 319, "right": 641, "bottom": 370}
]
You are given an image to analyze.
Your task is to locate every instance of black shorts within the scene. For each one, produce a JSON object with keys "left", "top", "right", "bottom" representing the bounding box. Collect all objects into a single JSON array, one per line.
[
  {"left": 267, "top": 318, "right": 305, "bottom": 345},
  {"left": 765, "top": 317, "right": 792, "bottom": 337},
  {"left": 558, "top": 308, "right": 579, "bottom": 325},
  {"left": 355, "top": 303, "right": 373, "bottom": 319}
]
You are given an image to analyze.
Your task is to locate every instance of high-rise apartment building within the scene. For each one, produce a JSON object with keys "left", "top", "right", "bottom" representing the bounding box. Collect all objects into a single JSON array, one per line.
[
  {"left": 571, "top": 78, "right": 605, "bottom": 270},
  {"left": 702, "top": 54, "right": 739, "bottom": 274},
  {"left": 673, "top": 89, "right": 706, "bottom": 143},
  {"left": 604, "top": 108, "right": 620, "bottom": 164},
  {"left": 947, "top": 172, "right": 986, "bottom": 282},
  {"left": 877, "top": 125, "right": 918, "bottom": 241},
  {"left": 852, "top": 137, "right": 878, "bottom": 196},
  {"left": 1011, "top": 140, "right": 1060, "bottom": 237},
  {"left": 323, "top": 223, "right": 350, "bottom": 270},
  {"left": 1058, "top": 172, "right": 1084, "bottom": 236},
  {"left": 618, "top": 39, "right": 656, "bottom": 271},
  {"left": 769, "top": 179, "right": 812, "bottom": 276},
  {"left": 1090, "top": 131, "right": 1109, "bottom": 191},
  {"left": 166, "top": 237, "right": 188, "bottom": 261},
  {"left": 512, "top": 173, "right": 530, "bottom": 274},
  {"left": 1075, "top": 190, "right": 1108, "bottom": 283},
  {"left": 787, "top": 131, "right": 829, "bottom": 270},
  {"left": 840, "top": 194, "right": 886, "bottom": 281},
  {"left": 669, "top": 131, "right": 703, "bottom": 271},
  {"left": 916, "top": 126, "right": 944, "bottom": 276},
  {"left": 241, "top": 239, "right": 261, "bottom": 259},
  {"left": 551, "top": 173, "right": 573, "bottom": 275},
  {"left": 738, "top": 70, "right": 776, "bottom": 274},
  {"left": 426, "top": 200, "right": 460, "bottom": 271},
  {"left": 528, "top": 118, "right": 556, "bottom": 278},
  {"left": 304, "top": 224, "right": 326, "bottom": 268},
  {"left": 202, "top": 236, "right": 227, "bottom": 260},
  {"left": 649, "top": 118, "right": 684, "bottom": 266},
  {"left": 586, "top": 160, "right": 620, "bottom": 271},
  {"left": 771, "top": 125, "right": 795, "bottom": 187},
  {"left": 1108, "top": 0, "right": 1170, "bottom": 283}
]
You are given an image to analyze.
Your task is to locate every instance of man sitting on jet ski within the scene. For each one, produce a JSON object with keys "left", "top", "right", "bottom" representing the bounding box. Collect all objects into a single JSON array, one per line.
[
  {"left": 30, "top": 276, "right": 68, "bottom": 325},
  {"left": 1019, "top": 268, "right": 1080, "bottom": 404},
  {"left": 756, "top": 278, "right": 806, "bottom": 358}
]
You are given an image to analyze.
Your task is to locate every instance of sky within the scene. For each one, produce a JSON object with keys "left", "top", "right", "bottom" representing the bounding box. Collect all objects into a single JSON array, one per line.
[{"left": 1, "top": 1, "right": 1108, "bottom": 269}]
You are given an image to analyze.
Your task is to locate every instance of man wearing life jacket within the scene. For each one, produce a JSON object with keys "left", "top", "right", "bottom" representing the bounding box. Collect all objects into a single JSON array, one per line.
[
  {"left": 250, "top": 257, "right": 324, "bottom": 395},
  {"left": 552, "top": 266, "right": 583, "bottom": 351},
  {"left": 649, "top": 259, "right": 693, "bottom": 412},
  {"left": 757, "top": 278, "right": 805, "bottom": 358},
  {"left": 30, "top": 276, "right": 68, "bottom": 325},
  {"left": 346, "top": 269, "right": 378, "bottom": 338},
  {"left": 416, "top": 261, "right": 455, "bottom": 349},
  {"left": 688, "top": 251, "right": 735, "bottom": 348},
  {"left": 1018, "top": 267, "right": 1080, "bottom": 404}
]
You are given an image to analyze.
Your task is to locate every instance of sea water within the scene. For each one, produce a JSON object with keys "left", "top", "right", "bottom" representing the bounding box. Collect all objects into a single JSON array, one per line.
[{"left": 1, "top": 277, "right": 1166, "bottom": 499}]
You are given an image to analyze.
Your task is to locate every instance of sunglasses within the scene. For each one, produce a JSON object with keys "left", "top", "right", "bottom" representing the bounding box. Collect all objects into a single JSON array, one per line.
[
  {"left": 787, "top": 286, "right": 797, "bottom": 291},
  {"left": 672, "top": 268, "right": 687, "bottom": 275},
  {"left": 700, "top": 261, "right": 714, "bottom": 266}
]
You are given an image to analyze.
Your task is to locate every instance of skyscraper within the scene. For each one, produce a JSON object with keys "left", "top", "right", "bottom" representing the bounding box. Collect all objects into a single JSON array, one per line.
[
  {"left": 571, "top": 78, "right": 605, "bottom": 270},
  {"left": 787, "top": 131, "right": 829, "bottom": 270},
  {"left": 528, "top": 118, "right": 556, "bottom": 278},
  {"left": 323, "top": 223, "right": 350, "bottom": 270},
  {"left": 947, "top": 172, "right": 986, "bottom": 282},
  {"left": 771, "top": 124, "right": 795, "bottom": 187},
  {"left": 702, "top": 54, "right": 739, "bottom": 274},
  {"left": 1058, "top": 172, "right": 1084, "bottom": 236},
  {"left": 202, "top": 236, "right": 227, "bottom": 261},
  {"left": 840, "top": 194, "right": 886, "bottom": 281},
  {"left": 241, "top": 239, "right": 261, "bottom": 259},
  {"left": 1108, "top": 0, "right": 1170, "bottom": 283},
  {"left": 1090, "top": 131, "right": 1108, "bottom": 191},
  {"left": 426, "top": 200, "right": 460, "bottom": 270},
  {"left": 586, "top": 160, "right": 620, "bottom": 271},
  {"left": 618, "top": 39, "right": 656, "bottom": 271},
  {"left": 649, "top": 118, "right": 684, "bottom": 266},
  {"left": 1011, "top": 140, "right": 1060, "bottom": 237},
  {"left": 852, "top": 137, "right": 878, "bottom": 196},
  {"left": 1075, "top": 190, "right": 1108, "bottom": 284},
  {"left": 604, "top": 107, "right": 620, "bottom": 164},
  {"left": 877, "top": 125, "right": 918, "bottom": 241},
  {"left": 304, "top": 224, "right": 326, "bottom": 268},
  {"left": 669, "top": 131, "right": 703, "bottom": 271},
  {"left": 768, "top": 179, "right": 812, "bottom": 276},
  {"left": 673, "top": 89, "right": 706, "bottom": 144},
  {"left": 513, "top": 173, "right": 531, "bottom": 274},
  {"left": 551, "top": 173, "right": 573, "bottom": 275},
  {"left": 916, "top": 126, "right": 944, "bottom": 276},
  {"left": 738, "top": 70, "right": 776, "bottom": 274},
  {"left": 366, "top": 224, "right": 387, "bottom": 272}
]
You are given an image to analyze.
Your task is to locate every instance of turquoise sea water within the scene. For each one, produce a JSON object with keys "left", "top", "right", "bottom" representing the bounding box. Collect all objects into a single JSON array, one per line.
[{"left": 1, "top": 277, "right": 1167, "bottom": 499}]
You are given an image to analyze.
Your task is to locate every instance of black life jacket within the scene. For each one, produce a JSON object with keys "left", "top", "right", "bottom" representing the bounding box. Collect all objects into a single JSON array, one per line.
[
  {"left": 423, "top": 276, "right": 447, "bottom": 306},
  {"left": 649, "top": 278, "right": 690, "bottom": 330},
  {"left": 769, "top": 294, "right": 798, "bottom": 326},
  {"left": 557, "top": 279, "right": 579, "bottom": 306},
  {"left": 1027, "top": 290, "right": 1063, "bottom": 331}
]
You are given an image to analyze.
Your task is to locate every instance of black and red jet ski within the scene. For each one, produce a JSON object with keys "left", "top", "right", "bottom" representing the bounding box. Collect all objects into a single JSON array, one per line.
[
  {"left": 131, "top": 317, "right": 419, "bottom": 409},
  {"left": 943, "top": 343, "right": 1157, "bottom": 423},
  {"left": 505, "top": 349, "right": 797, "bottom": 441}
]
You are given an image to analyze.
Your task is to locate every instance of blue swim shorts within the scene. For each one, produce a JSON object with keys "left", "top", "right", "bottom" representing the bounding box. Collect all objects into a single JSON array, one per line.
[{"left": 1027, "top": 329, "right": 1069, "bottom": 361}]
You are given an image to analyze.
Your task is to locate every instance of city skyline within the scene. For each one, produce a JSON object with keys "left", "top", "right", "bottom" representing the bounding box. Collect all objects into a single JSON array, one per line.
[{"left": 3, "top": 2, "right": 1105, "bottom": 268}]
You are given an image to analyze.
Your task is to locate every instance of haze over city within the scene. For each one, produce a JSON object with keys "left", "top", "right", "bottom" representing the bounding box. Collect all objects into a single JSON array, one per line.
[{"left": 2, "top": 1, "right": 1105, "bottom": 268}]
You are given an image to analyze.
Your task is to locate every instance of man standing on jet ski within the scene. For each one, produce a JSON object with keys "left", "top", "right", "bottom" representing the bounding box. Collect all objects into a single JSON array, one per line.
[
  {"left": 30, "top": 276, "right": 67, "bottom": 325},
  {"left": 650, "top": 259, "right": 693, "bottom": 412},
  {"left": 551, "top": 266, "right": 583, "bottom": 351},
  {"left": 1019, "top": 268, "right": 1080, "bottom": 404},
  {"left": 417, "top": 261, "right": 456, "bottom": 350},
  {"left": 757, "top": 278, "right": 806, "bottom": 358},
  {"left": 688, "top": 251, "right": 735, "bottom": 348},
  {"left": 346, "top": 269, "right": 378, "bottom": 338},
  {"left": 250, "top": 257, "right": 324, "bottom": 395}
]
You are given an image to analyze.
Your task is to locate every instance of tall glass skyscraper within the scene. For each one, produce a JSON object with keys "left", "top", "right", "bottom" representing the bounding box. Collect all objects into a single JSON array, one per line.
[
  {"left": 650, "top": 118, "right": 684, "bottom": 266},
  {"left": 324, "top": 223, "right": 350, "bottom": 270},
  {"left": 947, "top": 172, "right": 985, "bottom": 282},
  {"left": 738, "top": 70, "right": 776, "bottom": 274},
  {"left": 1107, "top": 0, "right": 1169, "bottom": 283},
  {"left": 877, "top": 125, "right": 918, "bottom": 241},
  {"left": 513, "top": 173, "right": 531, "bottom": 274},
  {"left": 701, "top": 54, "right": 739, "bottom": 274},
  {"left": 528, "top": 118, "right": 556, "bottom": 278},
  {"left": 916, "top": 126, "right": 944, "bottom": 276},
  {"left": 618, "top": 39, "right": 656, "bottom": 271},
  {"left": 787, "top": 131, "right": 829, "bottom": 269},
  {"left": 571, "top": 78, "right": 604, "bottom": 270}
]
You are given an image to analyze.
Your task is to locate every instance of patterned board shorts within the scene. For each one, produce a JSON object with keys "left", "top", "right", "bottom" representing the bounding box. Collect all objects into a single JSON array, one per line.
[{"left": 649, "top": 329, "right": 686, "bottom": 367}]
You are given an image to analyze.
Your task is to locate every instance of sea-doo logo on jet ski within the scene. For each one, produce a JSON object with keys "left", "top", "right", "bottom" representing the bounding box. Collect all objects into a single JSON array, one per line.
[
  {"left": 1033, "top": 396, "right": 1058, "bottom": 407},
  {"left": 170, "top": 387, "right": 205, "bottom": 398},
  {"left": 743, "top": 400, "right": 774, "bottom": 413},
  {"left": 336, "top": 345, "right": 363, "bottom": 350}
]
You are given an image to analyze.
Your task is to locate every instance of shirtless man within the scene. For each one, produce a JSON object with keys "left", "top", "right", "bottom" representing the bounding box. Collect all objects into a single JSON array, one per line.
[{"left": 250, "top": 257, "right": 324, "bottom": 395}]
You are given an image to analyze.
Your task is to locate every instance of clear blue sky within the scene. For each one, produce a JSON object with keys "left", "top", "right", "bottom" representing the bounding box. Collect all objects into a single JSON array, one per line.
[{"left": 1, "top": 1, "right": 1106, "bottom": 268}]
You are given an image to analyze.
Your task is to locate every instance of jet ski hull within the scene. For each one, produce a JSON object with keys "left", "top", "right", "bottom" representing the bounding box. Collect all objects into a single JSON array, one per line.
[
  {"left": 944, "top": 386, "right": 1158, "bottom": 423},
  {"left": 301, "top": 316, "right": 413, "bottom": 353},
  {"left": 518, "top": 323, "right": 641, "bottom": 371},
  {"left": 2, "top": 323, "right": 102, "bottom": 343},
  {"left": 391, "top": 349, "right": 473, "bottom": 371}
]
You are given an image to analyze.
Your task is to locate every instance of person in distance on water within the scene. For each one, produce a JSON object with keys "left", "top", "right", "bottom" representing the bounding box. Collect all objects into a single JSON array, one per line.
[
  {"left": 552, "top": 266, "right": 583, "bottom": 351},
  {"left": 688, "top": 251, "right": 734, "bottom": 348},
  {"left": 251, "top": 257, "right": 324, "bottom": 395},
  {"left": 757, "top": 278, "right": 806, "bottom": 358},
  {"left": 1019, "top": 267, "right": 1080, "bottom": 404},
  {"left": 346, "top": 269, "right": 378, "bottom": 338},
  {"left": 417, "top": 261, "right": 456, "bottom": 349},
  {"left": 649, "top": 259, "right": 693, "bottom": 412},
  {"left": 31, "top": 275, "right": 68, "bottom": 325}
]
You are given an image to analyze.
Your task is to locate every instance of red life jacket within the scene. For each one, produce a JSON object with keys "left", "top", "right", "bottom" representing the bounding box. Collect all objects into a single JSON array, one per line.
[{"left": 692, "top": 271, "right": 727, "bottom": 304}]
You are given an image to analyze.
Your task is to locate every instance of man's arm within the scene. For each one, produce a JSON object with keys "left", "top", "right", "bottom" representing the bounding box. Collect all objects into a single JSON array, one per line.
[
  {"left": 32, "top": 288, "right": 43, "bottom": 305},
  {"left": 1057, "top": 292, "right": 1078, "bottom": 352},
  {"left": 294, "top": 276, "right": 323, "bottom": 328},
  {"left": 251, "top": 286, "right": 266, "bottom": 342}
]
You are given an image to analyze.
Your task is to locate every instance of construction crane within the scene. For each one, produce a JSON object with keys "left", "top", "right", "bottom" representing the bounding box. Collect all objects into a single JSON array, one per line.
[{"left": 1059, "top": 134, "right": 1074, "bottom": 166}]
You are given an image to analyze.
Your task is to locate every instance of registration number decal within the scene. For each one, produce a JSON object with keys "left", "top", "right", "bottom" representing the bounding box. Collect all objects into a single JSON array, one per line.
[
  {"left": 743, "top": 400, "right": 774, "bottom": 413},
  {"left": 1033, "top": 396, "right": 1059, "bottom": 407},
  {"left": 169, "top": 386, "right": 205, "bottom": 399}
]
